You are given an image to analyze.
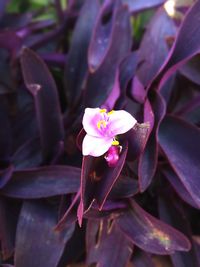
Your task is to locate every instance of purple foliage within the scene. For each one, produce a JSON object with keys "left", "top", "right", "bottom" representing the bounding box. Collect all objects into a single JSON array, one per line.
[{"left": 0, "top": 0, "right": 200, "bottom": 266}]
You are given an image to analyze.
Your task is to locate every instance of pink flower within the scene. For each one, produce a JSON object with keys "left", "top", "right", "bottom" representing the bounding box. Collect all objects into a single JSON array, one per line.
[{"left": 82, "top": 108, "right": 137, "bottom": 157}]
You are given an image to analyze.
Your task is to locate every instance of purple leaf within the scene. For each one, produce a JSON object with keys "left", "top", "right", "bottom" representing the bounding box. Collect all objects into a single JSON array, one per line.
[
  {"left": 137, "top": 8, "right": 176, "bottom": 87},
  {"left": 64, "top": 0, "right": 100, "bottom": 108},
  {"left": 0, "top": 166, "right": 80, "bottom": 198},
  {"left": 55, "top": 190, "right": 81, "bottom": 230},
  {"left": 158, "top": 196, "right": 200, "bottom": 267},
  {"left": 20, "top": 48, "right": 64, "bottom": 162},
  {"left": 179, "top": 55, "right": 200, "bottom": 86},
  {"left": 86, "top": 219, "right": 132, "bottom": 267},
  {"left": 0, "top": 50, "right": 13, "bottom": 94},
  {"left": 0, "top": 165, "right": 14, "bottom": 189},
  {"left": 12, "top": 138, "right": 42, "bottom": 170},
  {"left": 79, "top": 143, "right": 128, "bottom": 223},
  {"left": 15, "top": 201, "right": 75, "bottom": 267},
  {"left": 88, "top": 1, "right": 116, "bottom": 72},
  {"left": 153, "top": 0, "right": 200, "bottom": 90},
  {"left": 108, "top": 175, "right": 138, "bottom": 199},
  {"left": 101, "top": 68, "right": 120, "bottom": 110},
  {"left": 101, "top": 52, "right": 138, "bottom": 111},
  {"left": 84, "top": 3, "right": 131, "bottom": 107},
  {"left": 119, "top": 52, "right": 138, "bottom": 92},
  {"left": 116, "top": 200, "right": 191, "bottom": 254},
  {"left": 87, "top": 199, "right": 128, "bottom": 214},
  {"left": 162, "top": 167, "right": 200, "bottom": 209},
  {"left": 0, "top": 31, "right": 22, "bottom": 56},
  {"left": 0, "top": 96, "right": 12, "bottom": 164},
  {"left": 0, "top": 197, "right": 18, "bottom": 260},
  {"left": 158, "top": 115, "right": 200, "bottom": 207},
  {"left": 125, "top": 122, "right": 150, "bottom": 161},
  {"left": 131, "top": 76, "right": 146, "bottom": 104},
  {"left": 40, "top": 52, "right": 66, "bottom": 68},
  {"left": 122, "top": 0, "right": 167, "bottom": 13},
  {"left": 139, "top": 91, "right": 166, "bottom": 192},
  {"left": 56, "top": 174, "right": 138, "bottom": 230},
  {"left": 0, "top": 13, "right": 32, "bottom": 30},
  {"left": 132, "top": 250, "right": 156, "bottom": 267}
]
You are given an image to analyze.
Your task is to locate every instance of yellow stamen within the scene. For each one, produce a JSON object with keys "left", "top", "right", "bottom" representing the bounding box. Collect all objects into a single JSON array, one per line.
[
  {"left": 100, "top": 109, "right": 107, "bottom": 113},
  {"left": 97, "top": 120, "right": 107, "bottom": 129},
  {"left": 107, "top": 110, "right": 114, "bottom": 115},
  {"left": 112, "top": 140, "right": 119, "bottom": 146}
]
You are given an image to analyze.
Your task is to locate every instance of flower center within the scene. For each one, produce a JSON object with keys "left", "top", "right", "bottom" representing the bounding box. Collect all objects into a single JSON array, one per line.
[{"left": 97, "top": 120, "right": 107, "bottom": 129}]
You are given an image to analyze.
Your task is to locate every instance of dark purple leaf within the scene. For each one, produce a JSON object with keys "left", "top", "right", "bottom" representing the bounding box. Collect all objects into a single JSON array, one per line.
[
  {"left": 86, "top": 208, "right": 120, "bottom": 221},
  {"left": 55, "top": 190, "right": 81, "bottom": 230},
  {"left": 132, "top": 250, "right": 156, "bottom": 267},
  {"left": 101, "top": 68, "right": 120, "bottom": 110},
  {"left": 11, "top": 87, "right": 38, "bottom": 153},
  {"left": 125, "top": 122, "right": 150, "bottom": 161},
  {"left": 57, "top": 197, "right": 128, "bottom": 231},
  {"left": 179, "top": 55, "right": 200, "bottom": 85},
  {"left": 112, "top": 52, "right": 138, "bottom": 109},
  {"left": 143, "top": 98, "right": 155, "bottom": 131},
  {"left": 0, "top": 13, "right": 32, "bottom": 30},
  {"left": 88, "top": 1, "right": 115, "bottom": 72},
  {"left": 131, "top": 76, "right": 146, "bottom": 104},
  {"left": 122, "top": 0, "right": 166, "bottom": 13},
  {"left": 0, "top": 166, "right": 80, "bottom": 198},
  {"left": 0, "top": 197, "right": 18, "bottom": 260},
  {"left": 57, "top": 224, "right": 86, "bottom": 265},
  {"left": 78, "top": 144, "right": 128, "bottom": 224},
  {"left": 40, "top": 52, "right": 66, "bottom": 68},
  {"left": 15, "top": 201, "right": 75, "bottom": 267},
  {"left": 56, "top": 171, "right": 138, "bottom": 229},
  {"left": 64, "top": 0, "right": 100, "bottom": 108},
  {"left": 153, "top": 0, "right": 200, "bottom": 90},
  {"left": 0, "top": 96, "right": 12, "bottom": 163},
  {"left": 89, "top": 199, "right": 127, "bottom": 211},
  {"left": 100, "top": 52, "right": 138, "bottom": 111},
  {"left": 84, "top": 200, "right": 129, "bottom": 220},
  {"left": 158, "top": 196, "right": 200, "bottom": 267},
  {"left": 116, "top": 200, "right": 191, "bottom": 254},
  {"left": 0, "top": 50, "right": 14, "bottom": 94},
  {"left": 108, "top": 175, "right": 138, "bottom": 199},
  {"left": 12, "top": 138, "right": 42, "bottom": 170},
  {"left": 137, "top": 8, "right": 176, "bottom": 87},
  {"left": 162, "top": 167, "right": 200, "bottom": 209},
  {"left": 119, "top": 52, "right": 138, "bottom": 93},
  {"left": 0, "top": 165, "right": 14, "bottom": 189},
  {"left": 84, "top": 3, "right": 131, "bottom": 107},
  {"left": 158, "top": 115, "right": 200, "bottom": 207},
  {"left": 20, "top": 48, "right": 64, "bottom": 162},
  {"left": 139, "top": 91, "right": 166, "bottom": 192},
  {"left": 86, "top": 219, "right": 132, "bottom": 267},
  {"left": 0, "top": 31, "right": 22, "bottom": 56}
]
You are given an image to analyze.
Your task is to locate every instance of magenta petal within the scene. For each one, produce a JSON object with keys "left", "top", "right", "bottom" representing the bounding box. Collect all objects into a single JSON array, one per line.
[
  {"left": 82, "top": 134, "right": 112, "bottom": 156},
  {"left": 82, "top": 108, "right": 102, "bottom": 137},
  {"left": 109, "top": 110, "right": 137, "bottom": 136}
]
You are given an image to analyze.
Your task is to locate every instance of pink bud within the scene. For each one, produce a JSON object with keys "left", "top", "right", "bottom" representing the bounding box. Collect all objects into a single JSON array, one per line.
[{"left": 104, "top": 146, "right": 120, "bottom": 167}]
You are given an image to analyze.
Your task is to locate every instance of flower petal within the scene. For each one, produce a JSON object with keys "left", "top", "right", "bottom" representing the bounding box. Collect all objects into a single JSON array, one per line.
[
  {"left": 82, "top": 134, "right": 112, "bottom": 157},
  {"left": 109, "top": 110, "right": 137, "bottom": 136},
  {"left": 82, "top": 108, "right": 102, "bottom": 137}
]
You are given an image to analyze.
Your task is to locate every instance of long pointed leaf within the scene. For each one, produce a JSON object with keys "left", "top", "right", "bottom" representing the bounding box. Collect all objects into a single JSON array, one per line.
[{"left": 20, "top": 48, "right": 64, "bottom": 162}]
